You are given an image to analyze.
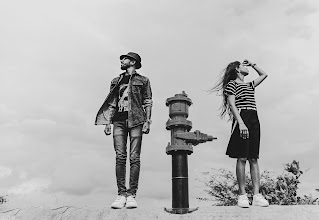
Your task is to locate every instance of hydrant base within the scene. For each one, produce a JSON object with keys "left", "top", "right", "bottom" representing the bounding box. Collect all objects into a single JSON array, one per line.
[{"left": 164, "top": 207, "right": 199, "bottom": 215}]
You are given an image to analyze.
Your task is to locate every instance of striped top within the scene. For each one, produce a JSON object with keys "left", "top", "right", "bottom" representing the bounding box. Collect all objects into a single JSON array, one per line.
[{"left": 224, "top": 80, "right": 257, "bottom": 110}]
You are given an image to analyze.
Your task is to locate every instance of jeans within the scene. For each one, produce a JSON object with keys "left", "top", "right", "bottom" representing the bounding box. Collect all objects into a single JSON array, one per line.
[{"left": 113, "top": 121, "right": 143, "bottom": 196}]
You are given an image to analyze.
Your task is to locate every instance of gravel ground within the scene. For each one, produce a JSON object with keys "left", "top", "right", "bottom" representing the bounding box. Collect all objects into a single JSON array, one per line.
[{"left": 1, "top": 205, "right": 319, "bottom": 220}]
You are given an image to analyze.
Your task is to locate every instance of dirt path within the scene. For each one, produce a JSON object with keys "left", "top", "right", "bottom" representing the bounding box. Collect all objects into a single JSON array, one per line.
[{"left": 1, "top": 205, "right": 319, "bottom": 220}]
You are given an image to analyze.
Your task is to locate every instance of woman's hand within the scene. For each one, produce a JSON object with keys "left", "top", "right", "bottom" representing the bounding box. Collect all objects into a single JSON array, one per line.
[
  {"left": 239, "top": 123, "right": 249, "bottom": 139},
  {"left": 242, "top": 59, "right": 254, "bottom": 67}
]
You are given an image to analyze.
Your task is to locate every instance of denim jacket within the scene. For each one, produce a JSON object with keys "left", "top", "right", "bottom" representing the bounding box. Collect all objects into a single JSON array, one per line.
[{"left": 95, "top": 71, "right": 153, "bottom": 128}]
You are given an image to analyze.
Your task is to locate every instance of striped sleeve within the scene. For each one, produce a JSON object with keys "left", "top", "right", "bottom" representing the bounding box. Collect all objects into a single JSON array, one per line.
[
  {"left": 224, "top": 81, "right": 236, "bottom": 95},
  {"left": 250, "top": 81, "right": 255, "bottom": 90}
]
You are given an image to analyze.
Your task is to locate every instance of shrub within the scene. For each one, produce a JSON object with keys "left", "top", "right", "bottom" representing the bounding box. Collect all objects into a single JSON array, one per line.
[
  {"left": 0, "top": 196, "right": 7, "bottom": 205},
  {"left": 198, "top": 160, "right": 318, "bottom": 205}
]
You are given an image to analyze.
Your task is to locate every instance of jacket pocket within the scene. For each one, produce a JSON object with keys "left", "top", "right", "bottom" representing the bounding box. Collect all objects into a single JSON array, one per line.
[{"left": 132, "top": 81, "right": 143, "bottom": 94}]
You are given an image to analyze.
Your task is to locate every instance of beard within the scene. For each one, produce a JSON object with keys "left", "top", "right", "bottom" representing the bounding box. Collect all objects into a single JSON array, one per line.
[{"left": 121, "top": 63, "right": 130, "bottom": 70}]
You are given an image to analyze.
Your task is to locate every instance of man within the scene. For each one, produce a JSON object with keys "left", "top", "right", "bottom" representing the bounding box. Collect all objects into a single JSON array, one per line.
[{"left": 95, "top": 52, "right": 153, "bottom": 209}]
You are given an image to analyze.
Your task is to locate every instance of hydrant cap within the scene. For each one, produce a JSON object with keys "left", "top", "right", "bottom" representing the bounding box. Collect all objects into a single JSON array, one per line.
[{"left": 166, "top": 93, "right": 193, "bottom": 106}]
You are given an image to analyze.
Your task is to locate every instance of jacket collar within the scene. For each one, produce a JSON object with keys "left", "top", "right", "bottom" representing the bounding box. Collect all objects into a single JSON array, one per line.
[{"left": 120, "top": 70, "right": 138, "bottom": 76}]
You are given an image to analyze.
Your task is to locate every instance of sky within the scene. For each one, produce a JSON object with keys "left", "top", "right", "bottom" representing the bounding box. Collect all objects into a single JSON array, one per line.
[{"left": 0, "top": 0, "right": 319, "bottom": 208}]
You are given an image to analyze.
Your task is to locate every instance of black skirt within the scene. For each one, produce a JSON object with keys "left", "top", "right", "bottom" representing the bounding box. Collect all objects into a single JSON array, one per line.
[{"left": 226, "top": 109, "right": 260, "bottom": 159}]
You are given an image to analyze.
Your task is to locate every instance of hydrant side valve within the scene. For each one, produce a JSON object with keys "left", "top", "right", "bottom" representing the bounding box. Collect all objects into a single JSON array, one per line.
[{"left": 175, "top": 130, "right": 216, "bottom": 145}]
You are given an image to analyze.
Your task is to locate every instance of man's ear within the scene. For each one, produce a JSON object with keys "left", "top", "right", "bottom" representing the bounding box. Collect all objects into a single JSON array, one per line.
[{"left": 130, "top": 60, "right": 136, "bottom": 66}]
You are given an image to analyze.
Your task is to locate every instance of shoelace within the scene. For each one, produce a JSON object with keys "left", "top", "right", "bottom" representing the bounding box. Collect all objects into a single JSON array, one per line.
[
  {"left": 115, "top": 196, "right": 125, "bottom": 201},
  {"left": 127, "top": 196, "right": 135, "bottom": 201},
  {"left": 254, "top": 194, "right": 263, "bottom": 199},
  {"left": 239, "top": 195, "right": 249, "bottom": 201}
]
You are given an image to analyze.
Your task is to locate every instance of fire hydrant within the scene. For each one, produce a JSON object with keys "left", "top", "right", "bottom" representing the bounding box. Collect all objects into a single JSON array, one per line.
[{"left": 164, "top": 91, "right": 217, "bottom": 214}]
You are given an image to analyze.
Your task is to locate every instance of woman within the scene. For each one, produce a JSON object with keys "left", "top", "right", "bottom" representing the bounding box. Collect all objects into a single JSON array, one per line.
[{"left": 211, "top": 59, "right": 269, "bottom": 208}]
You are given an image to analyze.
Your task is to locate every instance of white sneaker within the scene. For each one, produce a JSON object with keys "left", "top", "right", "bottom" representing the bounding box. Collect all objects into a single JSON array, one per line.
[
  {"left": 125, "top": 195, "right": 137, "bottom": 209},
  {"left": 111, "top": 195, "right": 126, "bottom": 209},
  {"left": 238, "top": 194, "right": 250, "bottom": 208},
  {"left": 252, "top": 194, "right": 269, "bottom": 207}
]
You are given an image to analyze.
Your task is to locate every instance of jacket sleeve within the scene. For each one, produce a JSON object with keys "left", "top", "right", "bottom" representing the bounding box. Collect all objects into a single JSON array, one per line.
[
  {"left": 142, "top": 77, "right": 153, "bottom": 108},
  {"left": 102, "top": 95, "right": 117, "bottom": 124},
  {"left": 95, "top": 79, "right": 118, "bottom": 125}
]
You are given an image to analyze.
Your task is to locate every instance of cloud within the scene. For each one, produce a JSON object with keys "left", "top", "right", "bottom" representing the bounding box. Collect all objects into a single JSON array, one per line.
[
  {"left": 48, "top": 153, "right": 112, "bottom": 196},
  {"left": 285, "top": 1, "right": 318, "bottom": 16},
  {"left": 8, "top": 178, "right": 49, "bottom": 195},
  {"left": 0, "top": 166, "right": 12, "bottom": 178}
]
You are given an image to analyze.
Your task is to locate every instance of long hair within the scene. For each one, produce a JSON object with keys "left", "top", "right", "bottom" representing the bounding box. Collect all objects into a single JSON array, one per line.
[{"left": 209, "top": 61, "right": 240, "bottom": 120}]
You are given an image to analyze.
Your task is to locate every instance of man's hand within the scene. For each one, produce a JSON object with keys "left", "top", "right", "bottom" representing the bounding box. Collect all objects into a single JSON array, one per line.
[
  {"left": 104, "top": 124, "right": 112, "bottom": 136},
  {"left": 142, "top": 122, "right": 150, "bottom": 134}
]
